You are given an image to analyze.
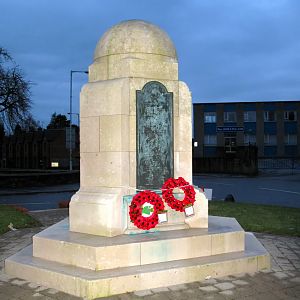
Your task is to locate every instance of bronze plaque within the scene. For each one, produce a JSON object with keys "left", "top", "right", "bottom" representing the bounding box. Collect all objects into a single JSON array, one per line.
[{"left": 136, "top": 81, "right": 173, "bottom": 190}]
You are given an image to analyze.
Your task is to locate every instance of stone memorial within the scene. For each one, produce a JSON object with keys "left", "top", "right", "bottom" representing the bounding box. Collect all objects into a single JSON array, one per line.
[
  {"left": 68, "top": 19, "right": 208, "bottom": 237},
  {"left": 5, "top": 20, "right": 270, "bottom": 299}
]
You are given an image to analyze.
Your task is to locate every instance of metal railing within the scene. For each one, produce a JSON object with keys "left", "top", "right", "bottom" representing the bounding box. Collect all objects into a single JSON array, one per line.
[{"left": 258, "top": 158, "right": 300, "bottom": 170}]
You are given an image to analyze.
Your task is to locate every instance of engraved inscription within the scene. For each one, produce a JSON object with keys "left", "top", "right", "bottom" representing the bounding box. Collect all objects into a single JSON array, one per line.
[{"left": 137, "top": 81, "right": 173, "bottom": 190}]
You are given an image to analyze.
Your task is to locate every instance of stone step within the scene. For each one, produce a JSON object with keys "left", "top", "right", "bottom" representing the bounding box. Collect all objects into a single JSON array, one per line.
[
  {"left": 5, "top": 232, "right": 270, "bottom": 299},
  {"left": 32, "top": 216, "right": 245, "bottom": 270}
]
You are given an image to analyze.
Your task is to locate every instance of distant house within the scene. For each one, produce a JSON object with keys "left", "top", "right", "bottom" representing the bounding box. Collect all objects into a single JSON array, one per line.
[{"left": 0, "top": 127, "right": 79, "bottom": 169}]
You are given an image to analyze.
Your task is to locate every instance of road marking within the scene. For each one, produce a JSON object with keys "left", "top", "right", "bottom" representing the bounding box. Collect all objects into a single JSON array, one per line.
[
  {"left": 259, "top": 188, "right": 300, "bottom": 195},
  {"left": 202, "top": 182, "right": 234, "bottom": 186}
]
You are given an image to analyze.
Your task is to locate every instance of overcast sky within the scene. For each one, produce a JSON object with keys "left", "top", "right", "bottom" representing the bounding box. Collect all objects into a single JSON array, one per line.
[{"left": 1, "top": 0, "right": 299, "bottom": 127}]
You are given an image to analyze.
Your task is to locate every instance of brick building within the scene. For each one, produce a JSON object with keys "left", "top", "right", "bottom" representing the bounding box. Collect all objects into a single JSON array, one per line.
[
  {"left": 0, "top": 127, "right": 79, "bottom": 169},
  {"left": 193, "top": 100, "right": 300, "bottom": 159}
]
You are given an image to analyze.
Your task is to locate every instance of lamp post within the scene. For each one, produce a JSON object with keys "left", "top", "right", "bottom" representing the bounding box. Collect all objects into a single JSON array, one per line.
[{"left": 69, "top": 70, "right": 88, "bottom": 171}]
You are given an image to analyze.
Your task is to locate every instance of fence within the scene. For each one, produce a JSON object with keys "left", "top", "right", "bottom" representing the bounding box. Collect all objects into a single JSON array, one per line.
[
  {"left": 258, "top": 158, "right": 300, "bottom": 170},
  {"left": 193, "top": 145, "right": 258, "bottom": 175}
]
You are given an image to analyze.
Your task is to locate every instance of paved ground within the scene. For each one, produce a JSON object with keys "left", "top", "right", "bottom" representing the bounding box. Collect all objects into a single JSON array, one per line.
[{"left": 0, "top": 210, "right": 300, "bottom": 299}]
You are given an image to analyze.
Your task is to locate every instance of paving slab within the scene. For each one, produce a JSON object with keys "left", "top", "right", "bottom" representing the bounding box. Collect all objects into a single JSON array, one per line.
[
  {"left": 199, "top": 285, "right": 219, "bottom": 292},
  {"left": 214, "top": 282, "right": 236, "bottom": 290},
  {"left": 133, "top": 290, "right": 153, "bottom": 297}
]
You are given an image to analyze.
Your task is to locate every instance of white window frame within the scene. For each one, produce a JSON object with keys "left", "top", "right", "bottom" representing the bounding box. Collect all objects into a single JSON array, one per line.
[
  {"left": 264, "top": 111, "right": 276, "bottom": 122},
  {"left": 264, "top": 134, "right": 277, "bottom": 145},
  {"left": 204, "top": 135, "right": 217, "bottom": 146},
  {"left": 204, "top": 112, "right": 216, "bottom": 123},
  {"left": 284, "top": 111, "right": 297, "bottom": 121},
  {"left": 285, "top": 134, "right": 297, "bottom": 145},
  {"left": 244, "top": 111, "right": 256, "bottom": 122},
  {"left": 244, "top": 134, "right": 256, "bottom": 145},
  {"left": 224, "top": 111, "right": 236, "bottom": 122}
]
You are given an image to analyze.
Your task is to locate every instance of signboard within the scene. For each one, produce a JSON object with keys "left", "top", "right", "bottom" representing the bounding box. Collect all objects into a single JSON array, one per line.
[{"left": 217, "top": 126, "right": 244, "bottom": 132}]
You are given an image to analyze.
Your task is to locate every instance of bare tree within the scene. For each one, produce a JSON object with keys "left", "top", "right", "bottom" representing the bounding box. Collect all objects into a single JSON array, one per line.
[{"left": 0, "top": 47, "right": 34, "bottom": 132}]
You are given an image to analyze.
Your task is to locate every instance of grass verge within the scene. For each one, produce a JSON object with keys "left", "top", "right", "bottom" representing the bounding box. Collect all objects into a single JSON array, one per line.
[
  {"left": 1, "top": 201, "right": 299, "bottom": 236},
  {"left": 0, "top": 205, "right": 41, "bottom": 235},
  {"left": 209, "top": 201, "right": 300, "bottom": 236}
]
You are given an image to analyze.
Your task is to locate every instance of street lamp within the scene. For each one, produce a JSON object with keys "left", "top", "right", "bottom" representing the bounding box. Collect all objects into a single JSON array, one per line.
[{"left": 69, "top": 70, "right": 88, "bottom": 171}]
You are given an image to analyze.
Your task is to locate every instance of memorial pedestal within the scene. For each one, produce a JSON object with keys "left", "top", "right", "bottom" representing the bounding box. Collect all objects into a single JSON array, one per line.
[{"left": 5, "top": 216, "right": 270, "bottom": 299}]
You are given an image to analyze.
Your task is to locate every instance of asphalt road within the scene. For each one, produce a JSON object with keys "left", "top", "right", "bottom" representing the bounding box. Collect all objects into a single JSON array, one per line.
[
  {"left": 0, "top": 184, "right": 79, "bottom": 211},
  {"left": 0, "top": 192, "right": 75, "bottom": 211},
  {"left": 194, "top": 173, "right": 300, "bottom": 208},
  {"left": 0, "top": 173, "right": 299, "bottom": 210}
]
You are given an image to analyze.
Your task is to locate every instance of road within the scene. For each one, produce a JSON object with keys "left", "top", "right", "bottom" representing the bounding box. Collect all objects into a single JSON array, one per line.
[
  {"left": 0, "top": 173, "right": 299, "bottom": 210},
  {"left": 193, "top": 173, "right": 300, "bottom": 208},
  {"left": 0, "top": 184, "right": 79, "bottom": 211}
]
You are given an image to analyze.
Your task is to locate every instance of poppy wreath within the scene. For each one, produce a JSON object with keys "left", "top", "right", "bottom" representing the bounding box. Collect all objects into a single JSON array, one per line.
[
  {"left": 162, "top": 177, "right": 196, "bottom": 212},
  {"left": 129, "top": 190, "right": 165, "bottom": 230}
]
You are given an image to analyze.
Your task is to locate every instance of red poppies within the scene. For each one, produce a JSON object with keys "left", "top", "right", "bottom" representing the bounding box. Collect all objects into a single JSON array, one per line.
[
  {"left": 129, "top": 190, "right": 164, "bottom": 230},
  {"left": 129, "top": 177, "right": 196, "bottom": 230},
  {"left": 162, "top": 177, "right": 196, "bottom": 212}
]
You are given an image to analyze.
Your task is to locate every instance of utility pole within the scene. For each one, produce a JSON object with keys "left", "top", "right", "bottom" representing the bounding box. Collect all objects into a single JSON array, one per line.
[{"left": 69, "top": 70, "right": 88, "bottom": 171}]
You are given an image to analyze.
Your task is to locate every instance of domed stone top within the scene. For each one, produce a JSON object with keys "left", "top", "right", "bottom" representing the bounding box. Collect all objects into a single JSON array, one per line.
[{"left": 94, "top": 20, "right": 177, "bottom": 61}]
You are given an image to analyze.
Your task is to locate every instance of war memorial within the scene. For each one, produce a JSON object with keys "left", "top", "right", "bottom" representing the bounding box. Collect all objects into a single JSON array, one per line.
[{"left": 5, "top": 20, "right": 270, "bottom": 299}]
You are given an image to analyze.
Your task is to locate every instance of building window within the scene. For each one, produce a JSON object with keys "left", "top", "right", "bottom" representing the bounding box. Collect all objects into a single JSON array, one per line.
[
  {"left": 224, "top": 112, "right": 236, "bottom": 122},
  {"left": 284, "top": 111, "right": 297, "bottom": 121},
  {"left": 204, "top": 135, "right": 217, "bottom": 145},
  {"left": 264, "top": 134, "right": 277, "bottom": 145},
  {"left": 204, "top": 112, "right": 216, "bottom": 123},
  {"left": 244, "top": 134, "right": 256, "bottom": 144},
  {"left": 285, "top": 134, "right": 297, "bottom": 145},
  {"left": 244, "top": 111, "right": 256, "bottom": 122},
  {"left": 264, "top": 111, "right": 276, "bottom": 122}
]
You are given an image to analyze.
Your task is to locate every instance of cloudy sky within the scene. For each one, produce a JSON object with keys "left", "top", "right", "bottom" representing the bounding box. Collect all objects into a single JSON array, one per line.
[{"left": 1, "top": 0, "right": 299, "bottom": 127}]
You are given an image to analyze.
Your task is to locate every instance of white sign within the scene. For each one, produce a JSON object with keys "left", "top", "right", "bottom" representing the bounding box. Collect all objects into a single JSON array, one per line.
[
  {"left": 184, "top": 205, "right": 194, "bottom": 217},
  {"left": 204, "top": 188, "right": 213, "bottom": 201},
  {"left": 158, "top": 211, "right": 167, "bottom": 223}
]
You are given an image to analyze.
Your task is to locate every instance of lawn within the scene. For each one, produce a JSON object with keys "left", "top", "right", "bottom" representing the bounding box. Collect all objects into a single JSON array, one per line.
[
  {"left": 209, "top": 201, "right": 300, "bottom": 236},
  {"left": 0, "top": 202, "right": 299, "bottom": 237},
  {"left": 0, "top": 205, "right": 41, "bottom": 235}
]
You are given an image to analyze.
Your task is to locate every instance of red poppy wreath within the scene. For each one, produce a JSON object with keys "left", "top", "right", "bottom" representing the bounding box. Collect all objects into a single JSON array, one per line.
[
  {"left": 129, "top": 190, "right": 165, "bottom": 230},
  {"left": 162, "top": 177, "right": 196, "bottom": 212}
]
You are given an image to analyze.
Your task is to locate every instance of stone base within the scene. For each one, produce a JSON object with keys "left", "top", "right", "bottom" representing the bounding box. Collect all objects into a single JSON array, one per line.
[
  {"left": 124, "top": 189, "right": 208, "bottom": 234},
  {"left": 32, "top": 216, "right": 242, "bottom": 270},
  {"left": 69, "top": 188, "right": 127, "bottom": 237},
  {"left": 70, "top": 187, "right": 208, "bottom": 237},
  {"left": 5, "top": 216, "right": 270, "bottom": 299}
]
